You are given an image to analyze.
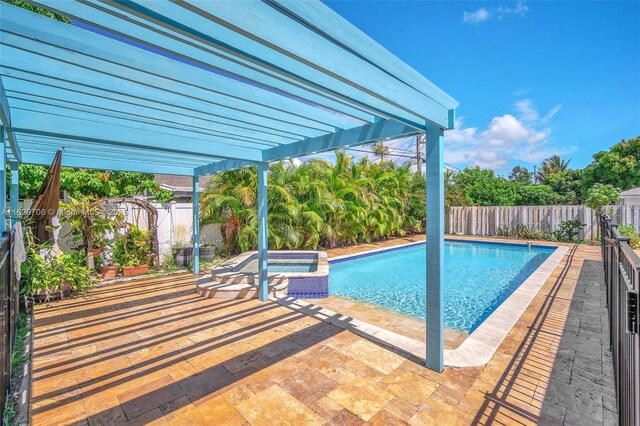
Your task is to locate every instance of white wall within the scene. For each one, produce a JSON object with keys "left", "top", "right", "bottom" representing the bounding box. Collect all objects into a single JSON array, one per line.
[
  {"left": 621, "top": 195, "right": 640, "bottom": 205},
  {"left": 109, "top": 201, "right": 224, "bottom": 264},
  {"left": 23, "top": 200, "right": 224, "bottom": 265}
]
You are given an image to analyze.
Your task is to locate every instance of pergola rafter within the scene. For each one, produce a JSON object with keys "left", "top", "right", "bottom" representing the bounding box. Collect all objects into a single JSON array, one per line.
[{"left": 0, "top": 0, "right": 458, "bottom": 372}]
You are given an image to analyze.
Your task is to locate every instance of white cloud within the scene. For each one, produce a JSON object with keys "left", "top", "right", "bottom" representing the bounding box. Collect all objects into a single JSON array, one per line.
[
  {"left": 463, "top": 2, "right": 529, "bottom": 25},
  {"left": 463, "top": 8, "right": 491, "bottom": 24},
  {"left": 496, "top": 2, "right": 529, "bottom": 18},
  {"left": 444, "top": 100, "right": 573, "bottom": 170}
]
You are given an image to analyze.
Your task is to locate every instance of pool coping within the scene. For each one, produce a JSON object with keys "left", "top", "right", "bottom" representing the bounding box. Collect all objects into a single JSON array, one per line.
[{"left": 274, "top": 239, "right": 568, "bottom": 367}]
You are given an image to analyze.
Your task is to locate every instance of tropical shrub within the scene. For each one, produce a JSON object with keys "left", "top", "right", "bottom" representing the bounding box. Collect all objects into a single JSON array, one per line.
[
  {"left": 552, "top": 220, "right": 585, "bottom": 242},
  {"left": 513, "top": 225, "right": 548, "bottom": 241},
  {"left": 17, "top": 165, "right": 172, "bottom": 202},
  {"left": 201, "top": 154, "right": 427, "bottom": 253},
  {"left": 586, "top": 183, "right": 621, "bottom": 239},
  {"left": 452, "top": 167, "right": 519, "bottom": 206},
  {"left": 21, "top": 247, "right": 97, "bottom": 300},
  {"left": 112, "top": 226, "right": 152, "bottom": 267},
  {"left": 586, "top": 183, "right": 621, "bottom": 216},
  {"left": 618, "top": 225, "right": 640, "bottom": 249},
  {"left": 582, "top": 136, "right": 640, "bottom": 192},
  {"left": 494, "top": 225, "right": 550, "bottom": 240}
]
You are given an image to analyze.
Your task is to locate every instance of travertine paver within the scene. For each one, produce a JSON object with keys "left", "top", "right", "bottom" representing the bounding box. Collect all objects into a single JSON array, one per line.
[{"left": 29, "top": 238, "right": 616, "bottom": 425}]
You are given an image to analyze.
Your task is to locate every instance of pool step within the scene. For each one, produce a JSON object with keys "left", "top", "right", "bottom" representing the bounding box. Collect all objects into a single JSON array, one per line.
[{"left": 196, "top": 275, "right": 288, "bottom": 299}]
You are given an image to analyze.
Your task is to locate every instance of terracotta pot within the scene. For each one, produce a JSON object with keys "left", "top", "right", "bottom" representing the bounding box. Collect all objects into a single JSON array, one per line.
[
  {"left": 122, "top": 264, "right": 150, "bottom": 277},
  {"left": 33, "top": 281, "right": 72, "bottom": 302},
  {"left": 100, "top": 264, "right": 119, "bottom": 280},
  {"left": 91, "top": 247, "right": 102, "bottom": 258}
]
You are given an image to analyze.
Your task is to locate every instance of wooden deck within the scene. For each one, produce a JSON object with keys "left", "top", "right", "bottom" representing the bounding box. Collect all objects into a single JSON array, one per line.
[{"left": 29, "top": 238, "right": 615, "bottom": 425}]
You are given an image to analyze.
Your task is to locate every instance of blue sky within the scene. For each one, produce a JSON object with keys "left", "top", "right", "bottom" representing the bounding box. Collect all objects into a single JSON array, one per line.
[{"left": 325, "top": 0, "right": 640, "bottom": 174}]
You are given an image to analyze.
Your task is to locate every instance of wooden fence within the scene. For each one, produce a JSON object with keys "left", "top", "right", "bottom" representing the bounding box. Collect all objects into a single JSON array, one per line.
[{"left": 448, "top": 204, "right": 640, "bottom": 240}]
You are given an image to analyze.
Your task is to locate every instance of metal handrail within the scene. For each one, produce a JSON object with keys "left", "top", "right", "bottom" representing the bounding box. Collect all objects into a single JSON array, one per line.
[{"left": 601, "top": 214, "right": 639, "bottom": 426}]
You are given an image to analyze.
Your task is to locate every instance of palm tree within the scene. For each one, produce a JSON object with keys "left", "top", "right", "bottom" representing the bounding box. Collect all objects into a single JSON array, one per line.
[
  {"left": 537, "top": 155, "right": 570, "bottom": 184},
  {"left": 371, "top": 142, "right": 389, "bottom": 163},
  {"left": 200, "top": 153, "right": 429, "bottom": 254}
]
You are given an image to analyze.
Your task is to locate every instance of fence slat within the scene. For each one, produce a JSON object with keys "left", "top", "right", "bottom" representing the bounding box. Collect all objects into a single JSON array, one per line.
[{"left": 448, "top": 205, "right": 640, "bottom": 239}]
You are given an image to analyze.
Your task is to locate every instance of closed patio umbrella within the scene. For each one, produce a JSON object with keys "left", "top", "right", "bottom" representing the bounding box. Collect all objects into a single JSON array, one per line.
[{"left": 29, "top": 151, "right": 62, "bottom": 244}]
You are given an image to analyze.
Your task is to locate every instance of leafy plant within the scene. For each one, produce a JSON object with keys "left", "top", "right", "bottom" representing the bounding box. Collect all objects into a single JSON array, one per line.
[
  {"left": 60, "top": 196, "right": 123, "bottom": 270},
  {"left": 21, "top": 246, "right": 97, "bottom": 300},
  {"left": 553, "top": 220, "right": 585, "bottom": 242},
  {"left": 586, "top": 183, "right": 621, "bottom": 213},
  {"left": 496, "top": 227, "right": 512, "bottom": 237},
  {"left": 513, "top": 225, "right": 548, "bottom": 241},
  {"left": 112, "top": 226, "right": 152, "bottom": 267},
  {"left": 586, "top": 183, "right": 622, "bottom": 238},
  {"left": 582, "top": 136, "right": 640, "bottom": 192},
  {"left": 618, "top": 224, "right": 640, "bottom": 249},
  {"left": 17, "top": 164, "right": 172, "bottom": 202},
  {"left": 201, "top": 153, "right": 427, "bottom": 253}
]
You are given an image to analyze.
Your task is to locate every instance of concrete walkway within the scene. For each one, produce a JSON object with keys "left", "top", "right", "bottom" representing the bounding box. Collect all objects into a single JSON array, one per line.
[
  {"left": 542, "top": 259, "right": 617, "bottom": 425},
  {"left": 28, "top": 240, "right": 616, "bottom": 425}
]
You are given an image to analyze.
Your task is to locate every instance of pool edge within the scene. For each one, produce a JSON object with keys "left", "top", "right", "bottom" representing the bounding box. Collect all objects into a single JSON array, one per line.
[
  {"left": 444, "top": 244, "right": 568, "bottom": 367},
  {"left": 285, "top": 239, "right": 568, "bottom": 368}
]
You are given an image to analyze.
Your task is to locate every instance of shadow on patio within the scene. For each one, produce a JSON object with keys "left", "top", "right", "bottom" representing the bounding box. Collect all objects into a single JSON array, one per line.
[
  {"left": 29, "top": 244, "right": 615, "bottom": 425},
  {"left": 470, "top": 245, "right": 616, "bottom": 425}
]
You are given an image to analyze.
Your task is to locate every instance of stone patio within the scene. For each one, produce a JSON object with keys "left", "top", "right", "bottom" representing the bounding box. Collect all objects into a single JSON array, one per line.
[{"left": 29, "top": 238, "right": 616, "bottom": 425}]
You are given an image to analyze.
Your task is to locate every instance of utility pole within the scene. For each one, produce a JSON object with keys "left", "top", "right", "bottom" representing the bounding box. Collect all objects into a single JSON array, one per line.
[
  {"left": 533, "top": 165, "right": 537, "bottom": 185},
  {"left": 416, "top": 134, "right": 425, "bottom": 175}
]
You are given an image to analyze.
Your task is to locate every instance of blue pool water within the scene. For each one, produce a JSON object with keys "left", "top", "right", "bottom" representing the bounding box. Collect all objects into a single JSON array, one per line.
[
  {"left": 240, "top": 260, "right": 318, "bottom": 273},
  {"left": 329, "top": 241, "right": 555, "bottom": 333}
]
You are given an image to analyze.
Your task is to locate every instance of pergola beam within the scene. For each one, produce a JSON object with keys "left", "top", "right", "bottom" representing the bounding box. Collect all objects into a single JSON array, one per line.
[
  {"left": 27, "top": 0, "right": 377, "bottom": 124},
  {"left": 0, "top": 78, "right": 21, "bottom": 162},
  {"left": 3, "top": 72, "right": 306, "bottom": 140},
  {"left": 195, "top": 160, "right": 255, "bottom": 176},
  {"left": 8, "top": 94, "right": 290, "bottom": 146},
  {"left": 1, "top": 7, "right": 362, "bottom": 133},
  {"left": 8, "top": 121, "right": 263, "bottom": 162},
  {"left": 261, "top": 119, "right": 420, "bottom": 162},
  {"left": 21, "top": 150, "right": 194, "bottom": 176},
  {"left": 9, "top": 101, "right": 280, "bottom": 150},
  {"left": 17, "top": 136, "right": 224, "bottom": 166}
]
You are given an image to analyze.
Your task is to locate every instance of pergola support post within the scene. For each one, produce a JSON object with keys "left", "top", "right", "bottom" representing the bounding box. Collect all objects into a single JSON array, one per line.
[
  {"left": 425, "top": 124, "right": 445, "bottom": 372},
  {"left": 0, "top": 127, "right": 6, "bottom": 233},
  {"left": 257, "top": 162, "right": 269, "bottom": 301},
  {"left": 9, "top": 161, "right": 18, "bottom": 227},
  {"left": 192, "top": 173, "right": 200, "bottom": 275}
]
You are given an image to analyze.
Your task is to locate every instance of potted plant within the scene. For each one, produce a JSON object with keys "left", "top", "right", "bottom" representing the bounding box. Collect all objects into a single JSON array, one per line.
[
  {"left": 21, "top": 246, "right": 98, "bottom": 302},
  {"left": 99, "top": 263, "right": 120, "bottom": 280},
  {"left": 112, "top": 226, "right": 152, "bottom": 277}
]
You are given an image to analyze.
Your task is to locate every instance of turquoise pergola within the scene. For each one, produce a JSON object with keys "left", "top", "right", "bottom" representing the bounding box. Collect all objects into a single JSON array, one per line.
[{"left": 0, "top": 0, "right": 457, "bottom": 372}]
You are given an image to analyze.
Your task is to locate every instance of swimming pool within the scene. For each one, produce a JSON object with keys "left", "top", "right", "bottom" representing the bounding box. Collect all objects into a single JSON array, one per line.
[{"left": 329, "top": 240, "right": 556, "bottom": 333}]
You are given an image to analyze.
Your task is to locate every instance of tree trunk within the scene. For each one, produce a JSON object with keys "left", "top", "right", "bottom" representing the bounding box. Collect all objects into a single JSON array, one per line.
[{"left": 86, "top": 238, "right": 94, "bottom": 270}]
